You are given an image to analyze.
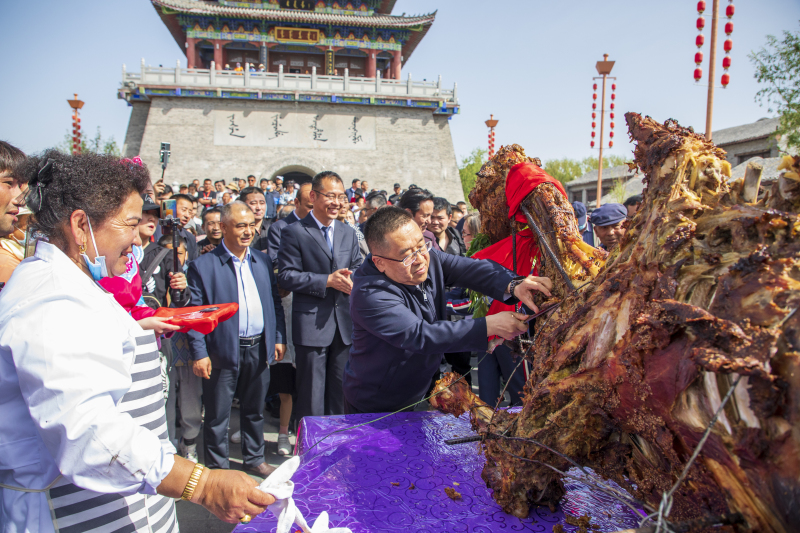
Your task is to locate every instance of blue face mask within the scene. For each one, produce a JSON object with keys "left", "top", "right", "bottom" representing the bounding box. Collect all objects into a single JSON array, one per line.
[{"left": 80, "top": 217, "right": 110, "bottom": 281}]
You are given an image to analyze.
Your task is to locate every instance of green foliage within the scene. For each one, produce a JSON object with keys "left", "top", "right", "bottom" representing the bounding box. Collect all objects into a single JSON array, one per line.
[
  {"left": 543, "top": 155, "right": 631, "bottom": 185},
  {"left": 465, "top": 232, "right": 491, "bottom": 317},
  {"left": 458, "top": 148, "right": 487, "bottom": 202},
  {"left": 749, "top": 24, "right": 800, "bottom": 154},
  {"left": 609, "top": 179, "right": 629, "bottom": 204},
  {"left": 57, "top": 127, "right": 121, "bottom": 157}
]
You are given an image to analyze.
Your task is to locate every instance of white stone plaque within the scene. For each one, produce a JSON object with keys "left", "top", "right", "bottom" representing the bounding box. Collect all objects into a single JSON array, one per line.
[{"left": 213, "top": 111, "right": 376, "bottom": 150}]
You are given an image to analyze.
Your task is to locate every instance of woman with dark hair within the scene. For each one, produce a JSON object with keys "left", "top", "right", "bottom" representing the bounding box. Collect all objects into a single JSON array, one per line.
[{"left": 0, "top": 151, "right": 274, "bottom": 532}]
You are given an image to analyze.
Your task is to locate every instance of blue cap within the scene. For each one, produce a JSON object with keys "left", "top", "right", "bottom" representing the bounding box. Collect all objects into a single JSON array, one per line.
[
  {"left": 590, "top": 203, "right": 627, "bottom": 227},
  {"left": 571, "top": 201, "right": 587, "bottom": 228}
]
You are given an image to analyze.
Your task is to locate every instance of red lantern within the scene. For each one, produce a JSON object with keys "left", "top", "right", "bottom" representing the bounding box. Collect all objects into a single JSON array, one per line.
[
  {"left": 591, "top": 141, "right": 595, "bottom": 148},
  {"left": 609, "top": 131, "right": 615, "bottom": 138},
  {"left": 593, "top": 83, "right": 597, "bottom": 90},
  {"left": 725, "top": 21, "right": 733, "bottom": 35},
  {"left": 591, "top": 131, "right": 596, "bottom": 138},
  {"left": 609, "top": 141, "right": 614, "bottom": 148},
  {"left": 696, "top": 17, "right": 705, "bottom": 30},
  {"left": 593, "top": 93, "right": 597, "bottom": 100},
  {"left": 610, "top": 122, "right": 615, "bottom": 129},
  {"left": 610, "top": 103, "right": 615, "bottom": 110},
  {"left": 611, "top": 93, "right": 616, "bottom": 100},
  {"left": 722, "top": 56, "right": 732, "bottom": 69},
  {"left": 726, "top": 4, "right": 734, "bottom": 17},
  {"left": 592, "top": 112, "right": 596, "bottom": 119},
  {"left": 721, "top": 73, "right": 730, "bottom": 87},
  {"left": 696, "top": 34, "right": 705, "bottom": 48},
  {"left": 724, "top": 39, "right": 732, "bottom": 52},
  {"left": 592, "top": 122, "right": 596, "bottom": 129},
  {"left": 611, "top": 83, "right": 616, "bottom": 91},
  {"left": 697, "top": 0, "right": 706, "bottom": 13},
  {"left": 694, "top": 67, "right": 703, "bottom": 81},
  {"left": 695, "top": 52, "right": 703, "bottom": 65},
  {"left": 610, "top": 112, "right": 615, "bottom": 119},
  {"left": 592, "top": 103, "right": 597, "bottom": 110}
]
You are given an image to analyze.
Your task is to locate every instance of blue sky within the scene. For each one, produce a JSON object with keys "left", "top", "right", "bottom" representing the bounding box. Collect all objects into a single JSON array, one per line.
[{"left": 1, "top": 1, "right": 798, "bottom": 166}]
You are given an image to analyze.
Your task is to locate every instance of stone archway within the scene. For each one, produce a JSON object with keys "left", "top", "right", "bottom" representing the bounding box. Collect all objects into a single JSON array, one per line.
[{"left": 259, "top": 157, "right": 321, "bottom": 185}]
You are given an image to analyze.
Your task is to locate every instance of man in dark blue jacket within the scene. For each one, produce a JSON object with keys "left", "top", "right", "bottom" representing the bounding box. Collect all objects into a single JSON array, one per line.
[
  {"left": 344, "top": 207, "right": 552, "bottom": 414},
  {"left": 187, "top": 201, "right": 286, "bottom": 477}
]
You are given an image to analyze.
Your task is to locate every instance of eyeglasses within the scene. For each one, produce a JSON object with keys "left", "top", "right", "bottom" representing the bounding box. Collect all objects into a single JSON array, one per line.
[
  {"left": 374, "top": 240, "right": 433, "bottom": 267},
  {"left": 314, "top": 190, "right": 348, "bottom": 203}
]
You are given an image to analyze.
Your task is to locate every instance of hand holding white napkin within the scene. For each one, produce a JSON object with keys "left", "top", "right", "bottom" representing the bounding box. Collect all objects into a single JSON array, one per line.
[{"left": 257, "top": 456, "right": 351, "bottom": 533}]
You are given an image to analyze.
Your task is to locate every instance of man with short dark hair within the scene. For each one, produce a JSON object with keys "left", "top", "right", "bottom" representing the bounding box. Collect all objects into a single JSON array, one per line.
[
  {"left": 153, "top": 193, "right": 199, "bottom": 260},
  {"left": 623, "top": 195, "right": 643, "bottom": 218},
  {"left": 360, "top": 180, "right": 369, "bottom": 194},
  {"left": 278, "top": 171, "right": 362, "bottom": 420},
  {"left": 346, "top": 179, "right": 361, "bottom": 201},
  {"left": 187, "top": 202, "right": 286, "bottom": 477},
  {"left": 240, "top": 186, "right": 272, "bottom": 251},
  {"left": 273, "top": 176, "right": 284, "bottom": 193},
  {"left": 388, "top": 183, "right": 403, "bottom": 205},
  {"left": 361, "top": 191, "right": 387, "bottom": 225},
  {"left": 0, "top": 141, "right": 27, "bottom": 240},
  {"left": 247, "top": 175, "right": 257, "bottom": 188},
  {"left": 343, "top": 207, "right": 552, "bottom": 414},
  {"left": 398, "top": 188, "right": 438, "bottom": 251},
  {"left": 428, "top": 198, "right": 466, "bottom": 256},
  {"left": 199, "top": 179, "right": 217, "bottom": 210},
  {"left": 198, "top": 207, "right": 223, "bottom": 254}
]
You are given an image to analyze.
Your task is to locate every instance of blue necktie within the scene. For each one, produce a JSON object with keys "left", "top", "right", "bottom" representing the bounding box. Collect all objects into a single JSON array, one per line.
[{"left": 322, "top": 226, "right": 333, "bottom": 253}]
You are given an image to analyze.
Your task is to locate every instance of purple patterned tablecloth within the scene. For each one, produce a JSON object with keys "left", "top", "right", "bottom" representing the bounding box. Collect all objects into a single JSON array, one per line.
[{"left": 235, "top": 411, "right": 642, "bottom": 533}]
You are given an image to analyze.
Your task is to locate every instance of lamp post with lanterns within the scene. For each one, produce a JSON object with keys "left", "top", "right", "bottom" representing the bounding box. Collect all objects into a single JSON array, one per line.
[
  {"left": 592, "top": 54, "right": 615, "bottom": 208},
  {"left": 67, "top": 93, "right": 84, "bottom": 155},
  {"left": 485, "top": 114, "right": 498, "bottom": 159},
  {"left": 694, "top": 0, "right": 735, "bottom": 140}
]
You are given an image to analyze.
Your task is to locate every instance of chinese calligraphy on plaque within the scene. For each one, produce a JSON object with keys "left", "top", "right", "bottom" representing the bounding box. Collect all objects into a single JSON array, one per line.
[{"left": 228, "top": 114, "right": 245, "bottom": 138}]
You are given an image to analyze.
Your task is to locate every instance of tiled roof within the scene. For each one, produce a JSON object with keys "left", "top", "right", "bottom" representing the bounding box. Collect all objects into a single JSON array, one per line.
[
  {"left": 152, "top": 0, "right": 435, "bottom": 27},
  {"left": 711, "top": 117, "right": 780, "bottom": 146},
  {"left": 566, "top": 165, "right": 637, "bottom": 188},
  {"left": 729, "top": 156, "right": 784, "bottom": 182}
]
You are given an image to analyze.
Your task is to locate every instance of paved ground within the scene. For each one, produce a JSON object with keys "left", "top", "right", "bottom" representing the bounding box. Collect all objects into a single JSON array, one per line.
[{"left": 174, "top": 357, "right": 496, "bottom": 531}]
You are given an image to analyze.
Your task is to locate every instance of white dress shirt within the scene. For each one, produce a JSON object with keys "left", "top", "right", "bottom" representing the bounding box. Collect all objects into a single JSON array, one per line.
[
  {"left": 0, "top": 242, "right": 175, "bottom": 532},
  {"left": 310, "top": 210, "right": 335, "bottom": 252},
  {"left": 222, "top": 241, "right": 265, "bottom": 337}
]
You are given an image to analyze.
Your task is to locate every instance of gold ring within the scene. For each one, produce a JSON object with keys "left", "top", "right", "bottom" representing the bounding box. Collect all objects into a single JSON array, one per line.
[{"left": 240, "top": 514, "right": 252, "bottom": 524}]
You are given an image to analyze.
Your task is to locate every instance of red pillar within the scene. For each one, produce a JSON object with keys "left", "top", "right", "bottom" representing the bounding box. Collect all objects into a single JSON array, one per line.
[
  {"left": 213, "top": 40, "right": 223, "bottom": 69},
  {"left": 391, "top": 50, "right": 401, "bottom": 80},
  {"left": 186, "top": 37, "right": 197, "bottom": 69},
  {"left": 365, "top": 49, "right": 376, "bottom": 78}
]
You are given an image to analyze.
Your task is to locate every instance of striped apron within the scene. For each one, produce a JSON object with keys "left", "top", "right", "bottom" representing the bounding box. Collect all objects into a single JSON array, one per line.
[{"left": 46, "top": 330, "right": 179, "bottom": 533}]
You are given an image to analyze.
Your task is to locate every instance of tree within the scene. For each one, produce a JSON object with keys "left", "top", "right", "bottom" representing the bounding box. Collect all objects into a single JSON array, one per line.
[
  {"left": 749, "top": 24, "right": 800, "bottom": 153},
  {"left": 543, "top": 155, "right": 630, "bottom": 185},
  {"left": 459, "top": 147, "right": 487, "bottom": 202},
  {"left": 57, "top": 127, "right": 121, "bottom": 157}
]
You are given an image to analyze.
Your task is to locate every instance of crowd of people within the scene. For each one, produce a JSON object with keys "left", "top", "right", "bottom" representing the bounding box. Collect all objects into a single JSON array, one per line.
[{"left": 0, "top": 138, "right": 640, "bottom": 530}]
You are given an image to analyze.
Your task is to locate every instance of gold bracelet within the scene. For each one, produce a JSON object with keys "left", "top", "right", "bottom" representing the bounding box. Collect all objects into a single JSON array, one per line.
[{"left": 180, "top": 463, "right": 205, "bottom": 501}]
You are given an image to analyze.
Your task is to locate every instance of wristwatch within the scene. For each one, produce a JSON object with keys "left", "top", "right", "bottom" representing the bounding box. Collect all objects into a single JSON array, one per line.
[{"left": 507, "top": 276, "right": 526, "bottom": 298}]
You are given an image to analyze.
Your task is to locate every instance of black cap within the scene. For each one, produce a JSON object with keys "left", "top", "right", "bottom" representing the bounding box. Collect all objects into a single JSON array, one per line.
[
  {"left": 142, "top": 194, "right": 160, "bottom": 212},
  {"left": 394, "top": 183, "right": 401, "bottom": 188}
]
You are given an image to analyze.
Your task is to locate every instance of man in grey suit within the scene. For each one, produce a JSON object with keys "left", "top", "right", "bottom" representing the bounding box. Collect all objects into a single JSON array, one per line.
[{"left": 278, "top": 171, "right": 362, "bottom": 419}]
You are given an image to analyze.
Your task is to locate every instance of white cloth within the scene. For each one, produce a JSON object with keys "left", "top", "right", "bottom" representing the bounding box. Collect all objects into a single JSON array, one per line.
[
  {"left": 222, "top": 241, "right": 265, "bottom": 337},
  {"left": 309, "top": 210, "right": 335, "bottom": 251},
  {"left": 0, "top": 241, "right": 176, "bottom": 532},
  {"left": 258, "top": 456, "right": 351, "bottom": 533}
]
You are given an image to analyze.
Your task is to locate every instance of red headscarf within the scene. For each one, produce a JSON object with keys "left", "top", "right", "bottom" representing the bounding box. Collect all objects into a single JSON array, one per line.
[{"left": 472, "top": 162, "right": 564, "bottom": 316}]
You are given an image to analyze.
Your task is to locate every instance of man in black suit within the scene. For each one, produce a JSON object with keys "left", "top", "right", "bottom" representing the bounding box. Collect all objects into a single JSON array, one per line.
[
  {"left": 187, "top": 201, "right": 286, "bottom": 477},
  {"left": 240, "top": 186, "right": 273, "bottom": 252},
  {"left": 278, "top": 171, "right": 362, "bottom": 419}
]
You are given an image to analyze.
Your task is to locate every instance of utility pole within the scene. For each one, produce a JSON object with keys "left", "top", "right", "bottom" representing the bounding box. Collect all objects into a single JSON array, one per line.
[
  {"left": 705, "top": 0, "right": 719, "bottom": 140},
  {"left": 594, "top": 55, "right": 615, "bottom": 208}
]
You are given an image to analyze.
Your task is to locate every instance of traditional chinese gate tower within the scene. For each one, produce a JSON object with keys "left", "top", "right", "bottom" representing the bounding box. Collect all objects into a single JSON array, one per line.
[{"left": 119, "top": 0, "right": 462, "bottom": 199}]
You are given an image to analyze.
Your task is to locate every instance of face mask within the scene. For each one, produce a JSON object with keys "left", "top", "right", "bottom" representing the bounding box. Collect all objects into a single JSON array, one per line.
[
  {"left": 578, "top": 223, "right": 587, "bottom": 231},
  {"left": 182, "top": 262, "right": 189, "bottom": 273},
  {"left": 80, "top": 216, "right": 110, "bottom": 281}
]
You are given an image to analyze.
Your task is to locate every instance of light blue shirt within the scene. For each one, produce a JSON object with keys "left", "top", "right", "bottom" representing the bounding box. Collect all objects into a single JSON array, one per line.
[
  {"left": 222, "top": 241, "right": 265, "bottom": 337},
  {"left": 310, "top": 210, "right": 335, "bottom": 252}
]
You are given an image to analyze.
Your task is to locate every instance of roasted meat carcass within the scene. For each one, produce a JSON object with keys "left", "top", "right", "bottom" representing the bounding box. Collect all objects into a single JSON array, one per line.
[{"left": 436, "top": 115, "right": 800, "bottom": 532}]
